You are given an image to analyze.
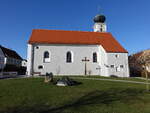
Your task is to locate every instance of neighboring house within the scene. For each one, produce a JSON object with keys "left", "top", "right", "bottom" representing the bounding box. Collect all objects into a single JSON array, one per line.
[
  {"left": 0, "top": 47, "right": 5, "bottom": 70},
  {"left": 0, "top": 45, "right": 22, "bottom": 72},
  {"left": 27, "top": 14, "right": 129, "bottom": 77},
  {"left": 129, "top": 49, "right": 150, "bottom": 77}
]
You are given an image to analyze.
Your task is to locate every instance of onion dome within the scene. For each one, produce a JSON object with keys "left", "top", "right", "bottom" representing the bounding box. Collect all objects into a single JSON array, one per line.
[{"left": 93, "top": 14, "right": 106, "bottom": 23}]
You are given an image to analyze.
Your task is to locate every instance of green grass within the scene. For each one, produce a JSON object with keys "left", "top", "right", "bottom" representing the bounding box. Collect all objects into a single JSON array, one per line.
[{"left": 0, "top": 77, "right": 150, "bottom": 113}]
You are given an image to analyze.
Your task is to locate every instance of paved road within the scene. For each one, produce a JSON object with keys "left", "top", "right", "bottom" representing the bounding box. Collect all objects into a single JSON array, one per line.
[{"left": 71, "top": 77, "right": 150, "bottom": 85}]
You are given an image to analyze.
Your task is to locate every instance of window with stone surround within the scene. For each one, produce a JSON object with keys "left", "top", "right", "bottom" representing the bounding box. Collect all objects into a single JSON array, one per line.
[{"left": 43, "top": 51, "right": 50, "bottom": 63}]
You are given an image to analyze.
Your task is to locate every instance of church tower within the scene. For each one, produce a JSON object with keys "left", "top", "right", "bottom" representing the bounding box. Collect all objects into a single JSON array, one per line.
[{"left": 93, "top": 14, "right": 107, "bottom": 32}]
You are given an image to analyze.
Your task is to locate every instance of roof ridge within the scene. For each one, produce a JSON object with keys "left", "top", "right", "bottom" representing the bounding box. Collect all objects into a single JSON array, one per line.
[{"left": 32, "top": 29, "right": 111, "bottom": 34}]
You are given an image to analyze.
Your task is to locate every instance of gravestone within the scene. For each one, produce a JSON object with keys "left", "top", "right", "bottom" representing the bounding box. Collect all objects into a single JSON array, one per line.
[
  {"left": 56, "top": 76, "right": 81, "bottom": 86},
  {"left": 44, "top": 72, "right": 53, "bottom": 83}
]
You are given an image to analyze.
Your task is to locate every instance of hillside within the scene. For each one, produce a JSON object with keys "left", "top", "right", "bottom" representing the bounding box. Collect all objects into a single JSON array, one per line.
[{"left": 0, "top": 77, "right": 150, "bottom": 113}]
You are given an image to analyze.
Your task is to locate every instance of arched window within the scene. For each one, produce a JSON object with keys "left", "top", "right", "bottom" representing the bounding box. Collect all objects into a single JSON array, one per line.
[
  {"left": 44, "top": 51, "right": 49, "bottom": 58},
  {"left": 43, "top": 51, "right": 50, "bottom": 62},
  {"left": 66, "top": 51, "right": 72, "bottom": 63},
  {"left": 100, "top": 28, "right": 103, "bottom": 32},
  {"left": 93, "top": 52, "right": 97, "bottom": 63}
]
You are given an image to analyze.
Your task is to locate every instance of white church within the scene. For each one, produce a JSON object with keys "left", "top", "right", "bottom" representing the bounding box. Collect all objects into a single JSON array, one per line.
[{"left": 27, "top": 14, "right": 129, "bottom": 77}]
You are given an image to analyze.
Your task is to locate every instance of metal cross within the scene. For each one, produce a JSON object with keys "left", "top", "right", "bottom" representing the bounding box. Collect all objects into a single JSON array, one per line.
[
  {"left": 82, "top": 57, "right": 90, "bottom": 75},
  {"left": 96, "top": 65, "right": 101, "bottom": 75}
]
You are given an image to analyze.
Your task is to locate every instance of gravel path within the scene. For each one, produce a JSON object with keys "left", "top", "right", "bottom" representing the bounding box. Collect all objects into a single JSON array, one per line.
[{"left": 71, "top": 77, "right": 150, "bottom": 85}]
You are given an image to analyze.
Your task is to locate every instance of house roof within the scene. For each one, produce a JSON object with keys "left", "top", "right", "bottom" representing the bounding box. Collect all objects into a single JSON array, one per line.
[
  {"left": 28, "top": 29, "right": 128, "bottom": 53},
  {"left": 0, "top": 45, "right": 22, "bottom": 60}
]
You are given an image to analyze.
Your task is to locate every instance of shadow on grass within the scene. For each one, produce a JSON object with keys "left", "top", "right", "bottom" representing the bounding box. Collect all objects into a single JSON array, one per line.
[{"left": 1, "top": 88, "right": 145, "bottom": 113}]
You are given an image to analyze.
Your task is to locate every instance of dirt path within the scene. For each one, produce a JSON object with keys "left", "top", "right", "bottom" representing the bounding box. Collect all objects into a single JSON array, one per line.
[{"left": 71, "top": 77, "right": 150, "bottom": 85}]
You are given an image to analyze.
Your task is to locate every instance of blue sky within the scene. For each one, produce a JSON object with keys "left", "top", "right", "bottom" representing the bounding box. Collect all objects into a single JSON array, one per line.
[{"left": 0, "top": 0, "right": 150, "bottom": 59}]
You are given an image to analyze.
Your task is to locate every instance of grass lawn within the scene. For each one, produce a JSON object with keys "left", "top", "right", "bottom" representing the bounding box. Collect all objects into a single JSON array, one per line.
[{"left": 0, "top": 77, "right": 150, "bottom": 113}]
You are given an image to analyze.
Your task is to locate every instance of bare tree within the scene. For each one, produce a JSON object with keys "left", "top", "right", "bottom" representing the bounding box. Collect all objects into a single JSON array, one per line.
[{"left": 137, "top": 50, "right": 150, "bottom": 91}]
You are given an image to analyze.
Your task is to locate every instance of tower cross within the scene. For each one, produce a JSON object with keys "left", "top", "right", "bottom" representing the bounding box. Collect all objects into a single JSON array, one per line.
[{"left": 82, "top": 57, "right": 90, "bottom": 75}]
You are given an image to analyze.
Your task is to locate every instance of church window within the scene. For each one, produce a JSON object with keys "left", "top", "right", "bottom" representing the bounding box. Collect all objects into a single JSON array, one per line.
[
  {"left": 93, "top": 52, "right": 97, "bottom": 63},
  {"left": 66, "top": 51, "right": 72, "bottom": 63},
  {"left": 43, "top": 51, "right": 50, "bottom": 63},
  {"left": 115, "top": 54, "right": 119, "bottom": 58},
  {"left": 111, "top": 65, "right": 114, "bottom": 68},
  {"left": 36, "top": 46, "right": 39, "bottom": 49},
  {"left": 100, "top": 28, "right": 103, "bottom": 32},
  {"left": 120, "top": 65, "right": 124, "bottom": 68}
]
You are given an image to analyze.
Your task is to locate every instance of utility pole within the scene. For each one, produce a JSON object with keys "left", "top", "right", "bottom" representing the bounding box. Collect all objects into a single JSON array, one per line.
[{"left": 82, "top": 57, "right": 90, "bottom": 75}]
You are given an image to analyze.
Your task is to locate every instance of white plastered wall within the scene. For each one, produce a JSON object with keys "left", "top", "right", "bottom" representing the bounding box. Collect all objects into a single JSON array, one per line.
[
  {"left": 27, "top": 44, "right": 129, "bottom": 77},
  {"left": 28, "top": 44, "right": 109, "bottom": 76},
  {"left": 107, "top": 53, "right": 129, "bottom": 77},
  {"left": 27, "top": 44, "right": 33, "bottom": 75}
]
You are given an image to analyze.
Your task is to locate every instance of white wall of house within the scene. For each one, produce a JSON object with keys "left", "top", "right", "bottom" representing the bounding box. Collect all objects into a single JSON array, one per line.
[
  {"left": 0, "top": 48, "right": 5, "bottom": 69},
  {"left": 107, "top": 53, "right": 129, "bottom": 77}
]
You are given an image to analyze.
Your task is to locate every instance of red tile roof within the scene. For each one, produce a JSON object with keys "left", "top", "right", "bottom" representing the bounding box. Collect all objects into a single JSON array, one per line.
[{"left": 28, "top": 29, "right": 128, "bottom": 53}]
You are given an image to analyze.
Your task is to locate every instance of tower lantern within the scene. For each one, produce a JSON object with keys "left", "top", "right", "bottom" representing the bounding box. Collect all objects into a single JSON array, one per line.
[{"left": 93, "top": 14, "right": 107, "bottom": 32}]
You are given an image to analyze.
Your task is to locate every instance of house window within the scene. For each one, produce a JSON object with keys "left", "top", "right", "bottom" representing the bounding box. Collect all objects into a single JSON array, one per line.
[
  {"left": 66, "top": 51, "right": 72, "bottom": 63},
  {"left": 93, "top": 52, "right": 97, "bottom": 63},
  {"left": 0, "top": 57, "right": 3, "bottom": 63},
  {"left": 110, "top": 65, "right": 114, "bottom": 68},
  {"left": 43, "top": 51, "right": 50, "bottom": 63},
  {"left": 38, "top": 65, "right": 43, "bottom": 69}
]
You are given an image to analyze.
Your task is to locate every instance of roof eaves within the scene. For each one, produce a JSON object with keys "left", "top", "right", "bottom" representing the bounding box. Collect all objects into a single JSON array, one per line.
[{"left": 106, "top": 51, "right": 128, "bottom": 53}]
